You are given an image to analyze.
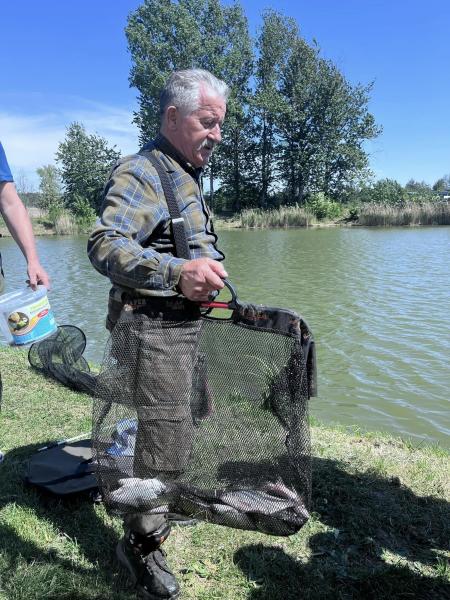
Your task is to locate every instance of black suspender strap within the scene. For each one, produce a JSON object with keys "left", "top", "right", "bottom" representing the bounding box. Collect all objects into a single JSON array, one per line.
[{"left": 139, "top": 151, "right": 191, "bottom": 260}]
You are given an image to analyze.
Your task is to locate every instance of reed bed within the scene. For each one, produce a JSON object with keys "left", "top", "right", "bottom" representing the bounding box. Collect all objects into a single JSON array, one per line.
[
  {"left": 357, "top": 202, "right": 450, "bottom": 227},
  {"left": 240, "top": 205, "right": 314, "bottom": 229},
  {"left": 53, "top": 210, "right": 79, "bottom": 235}
]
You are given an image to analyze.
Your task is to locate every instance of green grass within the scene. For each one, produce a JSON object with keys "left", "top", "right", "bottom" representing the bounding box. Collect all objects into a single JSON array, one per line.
[
  {"left": 216, "top": 202, "right": 450, "bottom": 230},
  {"left": 0, "top": 347, "right": 448, "bottom": 599},
  {"left": 239, "top": 205, "right": 315, "bottom": 229},
  {"left": 356, "top": 202, "right": 450, "bottom": 227}
]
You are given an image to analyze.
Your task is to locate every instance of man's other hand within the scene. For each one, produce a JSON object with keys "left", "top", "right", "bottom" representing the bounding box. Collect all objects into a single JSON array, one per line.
[{"left": 27, "top": 261, "right": 51, "bottom": 290}]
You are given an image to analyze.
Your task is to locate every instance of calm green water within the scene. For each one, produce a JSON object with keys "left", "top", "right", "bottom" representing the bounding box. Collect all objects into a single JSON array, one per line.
[{"left": 1, "top": 227, "right": 449, "bottom": 447}]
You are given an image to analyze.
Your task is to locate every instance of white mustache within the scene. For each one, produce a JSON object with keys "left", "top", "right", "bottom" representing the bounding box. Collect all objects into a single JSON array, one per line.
[{"left": 198, "top": 139, "right": 216, "bottom": 151}]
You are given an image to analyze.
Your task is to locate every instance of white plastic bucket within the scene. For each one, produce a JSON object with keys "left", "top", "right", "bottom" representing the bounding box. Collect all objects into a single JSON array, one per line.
[{"left": 0, "top": 286, "right": 57, "bottom": 346}]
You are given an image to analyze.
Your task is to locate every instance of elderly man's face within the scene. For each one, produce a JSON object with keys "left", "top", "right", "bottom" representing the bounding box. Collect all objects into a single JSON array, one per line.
[{"left": 168, "top": 85, "right": 226, "bottom": 168}]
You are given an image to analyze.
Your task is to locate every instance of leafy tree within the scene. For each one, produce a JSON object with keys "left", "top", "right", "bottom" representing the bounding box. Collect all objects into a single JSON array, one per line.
[
  {"left": 126, "top": 3, "right": 381, "bottom": 211},
  {"left": 251, "top": 10, "right": 298, "bottom": 208},
  {"left": 127, "top": 0, "right": 203, "bottom": 141},
  {"left": 432, "top": 175, "right": 450, "bottom": 192},
  {"left": 72, "top": 195, "right": 98, "bottom": 232},
  {"left": 359, "top": 179, "right": 405, "bottom": 206},
  {"left": 276, "top": 31, "right": 381, "bottom": 203},
  {"left": 210, "top": 4, "right": 253, "bottom": 212},
  {"left": 307, "top": 192, "right": 343, "bottom": 220},
  {"left": 126, "top": 0, "right": 253, "bottom": 207},
  {"left": 36, "top": 164, "right": 64, "bottom": 226},
  {"left": 56, "top": 122, "right": 120, "bottom": 214},
  {"left": 405, "top": 179, "right": 430, "bottom": 192},
  {"left": 404, "top": 179, "right": 437, "bottom": 202}
]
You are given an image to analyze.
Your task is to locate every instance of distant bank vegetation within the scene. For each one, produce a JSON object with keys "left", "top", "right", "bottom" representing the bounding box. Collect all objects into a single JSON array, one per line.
[
  {"left": 236, "top": 201, "right": 450, "bottom": 229},
  {"left": 12, "top": 0, "right": 450, "bottom": 233},
  {"left": 14, "top": 181, "right": 450, "bottom": 236},
  {"left": 234, "top": 187, "right": 450, "bottom": 229}
]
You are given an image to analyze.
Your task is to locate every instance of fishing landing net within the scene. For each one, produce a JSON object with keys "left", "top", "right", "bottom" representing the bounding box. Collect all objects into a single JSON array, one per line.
[
  {"left": 28, "top": 325, "right": 97, "bottom": 395},
  {"left": 93, "top": 282, "right": 316, "bottom": 537}
]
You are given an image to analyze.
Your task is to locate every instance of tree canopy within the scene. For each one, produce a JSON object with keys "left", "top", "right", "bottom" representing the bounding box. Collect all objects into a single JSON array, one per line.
[
  {"left": 55, "top": 122, "right": 120, "bottom": 214},
  {"left": 126, "top": 1, "right": 381, "bottom": 208},
  {"left": 36, "top": 164, "right": 64, "bottom": 226}
]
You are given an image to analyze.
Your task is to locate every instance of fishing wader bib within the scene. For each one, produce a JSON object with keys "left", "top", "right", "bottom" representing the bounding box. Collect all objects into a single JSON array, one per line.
[{"left": 105, "top": 294, "right": 202, "bottom": 536}]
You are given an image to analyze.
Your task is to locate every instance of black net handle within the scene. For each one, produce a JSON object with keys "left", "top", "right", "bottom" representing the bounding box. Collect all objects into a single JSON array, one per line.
[
  {"left": 200, "top": 279, "right": 239, "bottom": 312},
  {"left": 139, "top": 151, "right": 191, "bottom": 260}
]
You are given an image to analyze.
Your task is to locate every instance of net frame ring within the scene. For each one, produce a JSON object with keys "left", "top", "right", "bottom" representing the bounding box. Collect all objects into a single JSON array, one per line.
[
  {"left": 28, "top": 324, "right": 87, "bottom": 370},
  {"left": 199, "top": 278, "right": 239, "bottom": 315}
]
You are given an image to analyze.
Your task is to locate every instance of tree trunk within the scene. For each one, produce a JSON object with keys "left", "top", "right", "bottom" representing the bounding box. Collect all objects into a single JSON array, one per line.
[
  {"left": 233, "top": 138, "right": 241, "bottom": 213},
  {"left": 260, "top": 116, "right": 268, "bottom": 208}
]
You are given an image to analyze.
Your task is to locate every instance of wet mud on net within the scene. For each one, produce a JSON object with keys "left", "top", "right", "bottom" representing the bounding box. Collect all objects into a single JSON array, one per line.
[{"left": 93, "top": 302, "right": 316, "bottom": 537}]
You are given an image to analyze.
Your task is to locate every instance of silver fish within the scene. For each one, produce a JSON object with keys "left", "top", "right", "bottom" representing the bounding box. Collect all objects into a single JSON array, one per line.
[
  {"left": 108, "top": 477, "right": 174, "bottom": 510},
  {"left": 252, "top": 513, "right": 300, "bottom": 536},
  {"left": 263, "top": 480, "right": 310, "bottom": 521},
  {"left": 262, "top": 479, "right": 299, "bottom": 501},
  {"left": 220, "top": 489, "right": 295, "bottom": 515},
  {"left": 208, "top": 503, "right": 256, "bottom": 530}
]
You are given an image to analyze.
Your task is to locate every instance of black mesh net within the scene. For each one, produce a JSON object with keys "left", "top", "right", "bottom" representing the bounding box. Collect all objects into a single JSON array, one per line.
[
  {"left": 26, "top": 292, "right": 316, "bottom": 537},
  {"left": 93, "top": 299, "right": 316, "bottom": 537},
  {"left": 28, "top": 325, "right": 97, "bottom": 394}
]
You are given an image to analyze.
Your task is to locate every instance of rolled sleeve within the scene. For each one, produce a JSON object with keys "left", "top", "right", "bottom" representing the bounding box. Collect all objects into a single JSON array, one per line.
[{"left": 162, "top": 256, "right": 186, "bottom": 289}]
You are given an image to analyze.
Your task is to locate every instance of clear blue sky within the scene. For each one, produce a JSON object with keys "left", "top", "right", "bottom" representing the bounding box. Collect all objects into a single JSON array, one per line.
[{"left": 1, "top": 0, "right": 449, "bottom": 189}]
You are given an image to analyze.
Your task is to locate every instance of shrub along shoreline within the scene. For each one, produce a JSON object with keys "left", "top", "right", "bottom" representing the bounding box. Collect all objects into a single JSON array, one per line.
[
  {"left": 0, "top": 201, "right": 448, "bottom": 238},
  {"left": 0, "top": 346, "right": 448, "bottom": 599},
  {"left": 226, "top": 201, "right": 450, "bottom": 229}
]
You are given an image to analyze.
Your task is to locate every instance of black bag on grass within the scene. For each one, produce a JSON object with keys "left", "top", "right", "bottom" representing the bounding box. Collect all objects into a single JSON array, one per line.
[{"left": 24, "top": 437, "right": 100, "bottom": 500}]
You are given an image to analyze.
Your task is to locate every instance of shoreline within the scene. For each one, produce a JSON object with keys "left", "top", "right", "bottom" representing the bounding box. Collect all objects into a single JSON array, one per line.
[{"left": 0, "top": 220, "right": 448, "bottom": 238}]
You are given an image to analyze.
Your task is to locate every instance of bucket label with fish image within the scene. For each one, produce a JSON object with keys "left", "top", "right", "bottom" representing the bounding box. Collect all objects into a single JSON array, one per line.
[{"left": 6, "top": 294, "right": 56, "bottom": 345}]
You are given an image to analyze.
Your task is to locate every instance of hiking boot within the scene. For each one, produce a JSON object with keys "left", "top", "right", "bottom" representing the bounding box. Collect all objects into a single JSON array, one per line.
[{"left": 116, "top": 524, "right": 180, "bottom": 600}]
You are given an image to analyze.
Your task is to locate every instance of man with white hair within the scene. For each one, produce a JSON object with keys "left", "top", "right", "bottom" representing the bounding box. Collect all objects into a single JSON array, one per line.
[{"left": 88, "top": 69, "right": 229, "bottom": 600}]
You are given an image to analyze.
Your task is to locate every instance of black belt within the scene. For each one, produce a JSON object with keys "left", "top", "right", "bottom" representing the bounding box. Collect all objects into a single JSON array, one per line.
[{"left": 122, "top": 294, "right": 201, "bottom": 319}]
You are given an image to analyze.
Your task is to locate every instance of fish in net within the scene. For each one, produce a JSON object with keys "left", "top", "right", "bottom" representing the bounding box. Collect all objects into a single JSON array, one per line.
[
  {"left": 93, "top": 282, "right": 316, "bottom": 537},
  {"left": 26, "top": 284, "right": 316, "bottom": 536}
]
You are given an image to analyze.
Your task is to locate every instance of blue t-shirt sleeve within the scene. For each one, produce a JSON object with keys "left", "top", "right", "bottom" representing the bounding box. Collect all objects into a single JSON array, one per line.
[{"left": 0, "top": 142, "right": 14, "bottom": 183}]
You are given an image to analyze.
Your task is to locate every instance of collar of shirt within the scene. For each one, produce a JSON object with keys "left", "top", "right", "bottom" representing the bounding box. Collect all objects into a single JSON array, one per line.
[{"left": 147, "top": 134, "right": 203, "bottom": 181}]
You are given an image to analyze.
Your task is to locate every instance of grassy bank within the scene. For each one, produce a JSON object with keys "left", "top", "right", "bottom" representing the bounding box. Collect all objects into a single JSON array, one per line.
[
  {"left": 213, "top": 202, "right": 450, "bottom": 230},
  {"left": 0, "top": 347, "right": 448, "bottom": 599},
  {"left": 356, "top": 202, "right": 450, "bottom": 227},
  {"left": 239, "top": 206, "right": 315, "bottom": 229},
  {"left": 1, "top": 203, "right": 448, "bottom": 237},
  {"left": 0, "top": 209, "right": 88, "bottom": 238}
]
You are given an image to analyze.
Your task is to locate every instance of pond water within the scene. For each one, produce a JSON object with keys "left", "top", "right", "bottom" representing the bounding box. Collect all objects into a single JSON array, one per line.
[{"left": 1, "top": 226, "right": 448, "bottom": 447}]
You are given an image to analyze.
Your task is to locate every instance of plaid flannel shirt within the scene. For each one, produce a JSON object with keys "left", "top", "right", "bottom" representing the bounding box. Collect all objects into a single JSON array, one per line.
[{"left": 87, "top": 135, "right": 224, "bottom": 299}]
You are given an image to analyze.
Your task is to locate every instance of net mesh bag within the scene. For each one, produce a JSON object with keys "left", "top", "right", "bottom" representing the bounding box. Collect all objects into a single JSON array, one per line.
[
  {"left": 93, "top": 290, "right": 316, "bottom": 537},
  {"left": 28, "top": 325, "right": 97, "bottom": 395}
]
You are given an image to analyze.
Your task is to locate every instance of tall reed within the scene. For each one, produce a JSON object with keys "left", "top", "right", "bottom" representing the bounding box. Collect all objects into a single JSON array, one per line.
[
  {"left": 357, "top": 202, "right": 450, "bottom": 226},
  {"left": 53, "top": 210, "right": 80, "bottom": 235},
  {"left": 240, "top": 204, "right": 314, "bottom": 229}
]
